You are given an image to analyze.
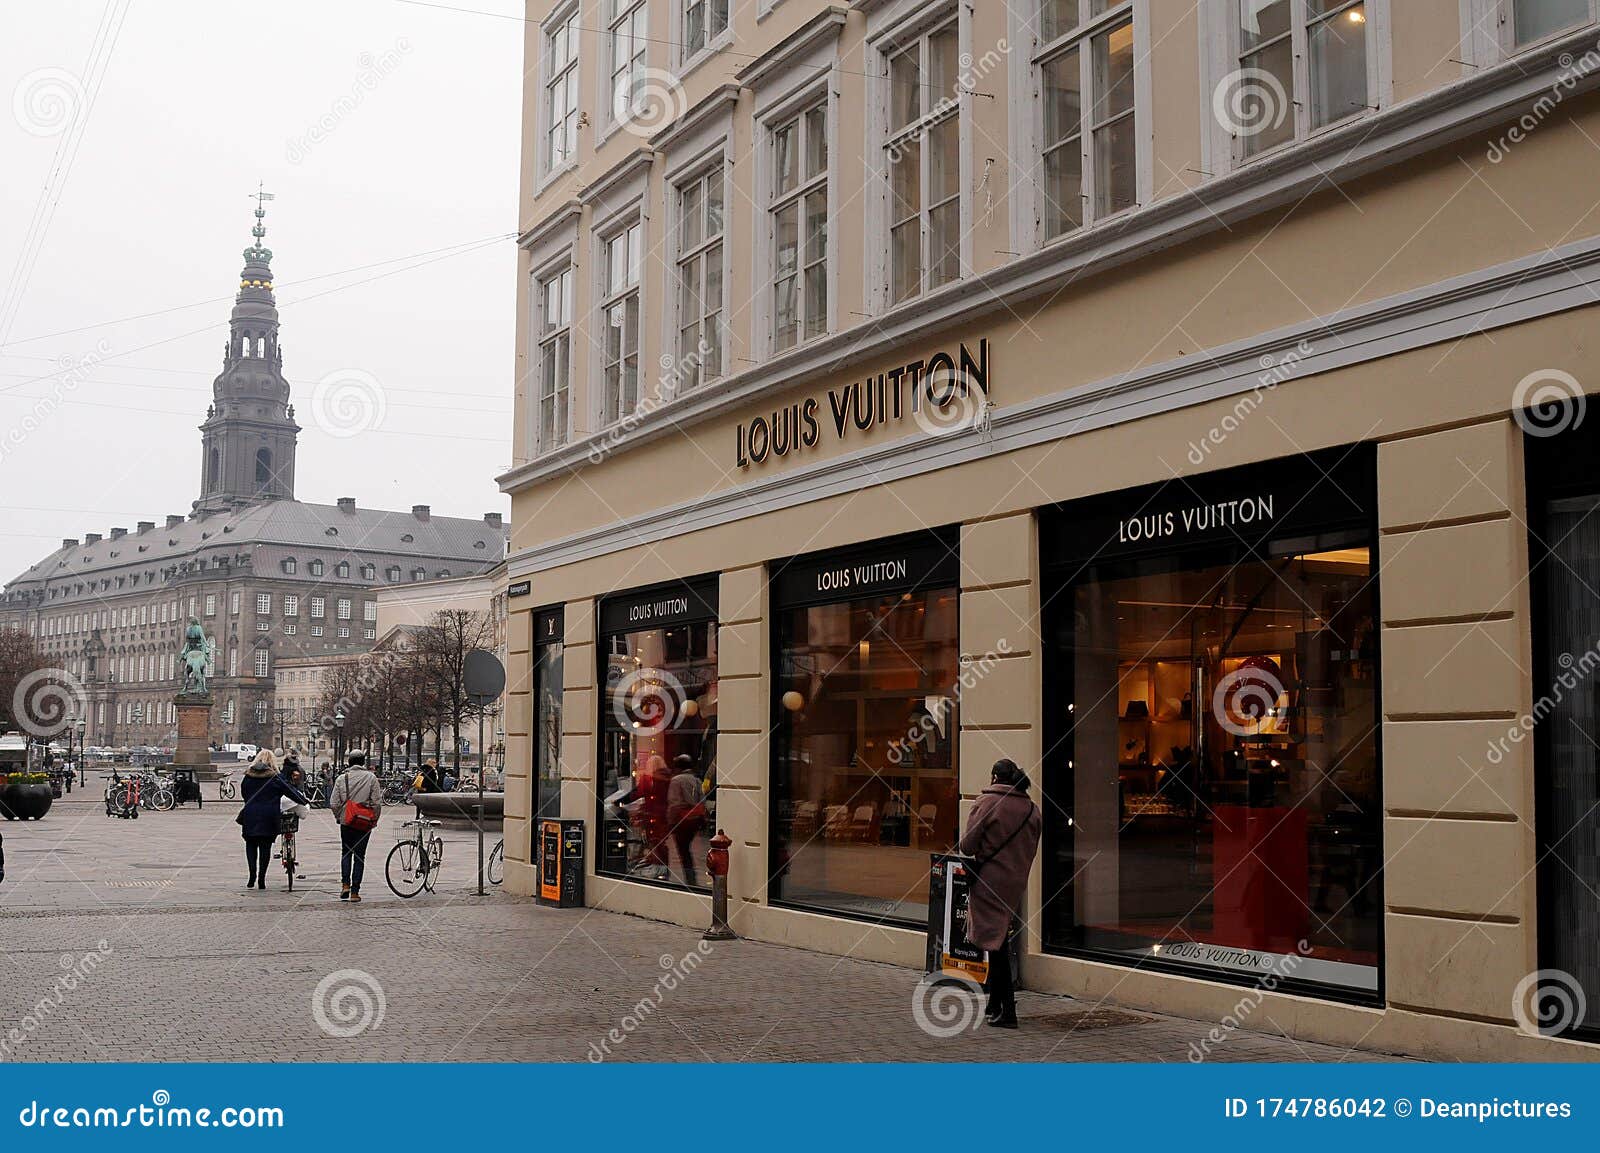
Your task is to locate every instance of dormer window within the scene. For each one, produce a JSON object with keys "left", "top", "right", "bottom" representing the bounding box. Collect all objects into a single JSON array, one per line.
[
  {"left": 309, "top": 559, "right": 324, "bottom": 577},
  {"left": 336, "top": 561, "right": 350, "bottom": 578},
  {"left": 282, "top": 558, "right": 297, "bottom": 574}
]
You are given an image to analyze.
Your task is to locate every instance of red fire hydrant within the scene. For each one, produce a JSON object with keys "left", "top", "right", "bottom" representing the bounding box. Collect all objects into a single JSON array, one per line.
[{"left": 703, "top": 829, "right": 736, "bottom": 941}]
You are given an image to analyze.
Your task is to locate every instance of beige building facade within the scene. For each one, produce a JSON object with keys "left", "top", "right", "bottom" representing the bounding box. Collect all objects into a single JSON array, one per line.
[{"left": 498, "top": 0, "right": 1600, "bottom": 1060}]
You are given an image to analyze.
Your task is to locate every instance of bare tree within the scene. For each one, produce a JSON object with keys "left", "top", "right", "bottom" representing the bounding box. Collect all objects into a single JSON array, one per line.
[
  {"left": 0, "top": 632, "right": 49, "bottom": 735},
  {"left": 416, "top": 609, "right": 495, "bottom": 775}
]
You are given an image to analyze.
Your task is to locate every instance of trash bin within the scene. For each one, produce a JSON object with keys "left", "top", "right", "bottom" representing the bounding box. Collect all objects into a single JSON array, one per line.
[{"left": 537, "top": 818, "right": 585, "bottom": 908}]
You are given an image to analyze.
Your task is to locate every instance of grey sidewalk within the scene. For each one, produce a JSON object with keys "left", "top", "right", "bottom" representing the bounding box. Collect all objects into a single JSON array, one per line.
[{"left": 0, "top": 799, "right": 1403, "bottom": 1062}]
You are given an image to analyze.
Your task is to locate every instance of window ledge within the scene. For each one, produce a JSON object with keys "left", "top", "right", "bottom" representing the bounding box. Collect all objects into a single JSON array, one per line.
[{"left": 677, "top": 31, "right": 734, "bottom": 84}]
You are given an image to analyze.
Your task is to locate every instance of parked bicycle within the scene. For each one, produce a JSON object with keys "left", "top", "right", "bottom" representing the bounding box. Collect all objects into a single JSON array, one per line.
[
  {"left": 136, "top": 771, "right": 175, "bottom": 813},
  {"left": 217, "top": 774, "right": 238, "bottom": 801},
  {"left": 487, "top": 837, "right": 504, "bottom": 886},
  {"left": 386, "top": 818, "right": 443, "bottom": 898},
  {"left": 104, "top": 772, "right": 140, "bottom": 819}
]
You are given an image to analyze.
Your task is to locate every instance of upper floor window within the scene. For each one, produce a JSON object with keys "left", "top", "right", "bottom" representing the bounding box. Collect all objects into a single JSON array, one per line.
[
  {"left": 309, "top": 559, "right": 325, "bottom": 577},
  {"left": 536, "top": 265, "right": 574, "bottom": 453},
  {"left": 885, "top": 17, "right": 962, "bottom": 304},
  {"left": 363, "top": 601, "right": 377, "bottom": 622},
  {"left": 310, "top": 596, "right": 325, "bottom": 619},
  {"left": 1231, "top": 0, "right": 1373, "bottom": 160},
  {"left": 387, "top": 566, "right": 401, "bottom": 583},
  {"left": 230, "top": 591, "right": 241, "bottom": 615},
  {"left": 284, "top": 594, "right": 299, "bottom": 616},
  {"left": 1511, "top": 0, "right": 1595, "bottom": 46},
  {"left": 683, "top": 0, "right": 730, "bottom": 60},
  {"left": 204, "top": 594, "right": 216, "bottom": 617},
  {"left": 545, "top": 6, "right": 580, "bottom": 169},
  {"left": 599, "top": 220, "right": 643, "bottom": 426},
  {"left": 1038, "top": 1, "right": 1138, "bottom": 238},
  {"left": 256, "top": 593, "right": 271, "bottom": 615},
  {"left": 337, "top": 598, "right": 353, "bottom": 621},
  {"left": 254, "top": 649, "right": 269, "bottom": 678},
  {"left": 361, "top": 563, "right": 376, "bottom": 580},
  {"left": 609, "top": 0, "right": 648, "bottom": 123},
  {"left": 336, "top": 561, "right": 350, "bottom": 578},
  {"left": 772, "top": 100, "right": 829, "bottom": 352},
  {"left": 675, "top": 166, "right": 726, "bottom": 391},
  {"left": 412, "top": 568, "right": 426, "bottom": 582}
]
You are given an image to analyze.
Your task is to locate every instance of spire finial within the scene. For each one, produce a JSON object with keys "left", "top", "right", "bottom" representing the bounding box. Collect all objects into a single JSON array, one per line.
[{"left": 250, "top": 182, "right": 274, "bottom": 244}]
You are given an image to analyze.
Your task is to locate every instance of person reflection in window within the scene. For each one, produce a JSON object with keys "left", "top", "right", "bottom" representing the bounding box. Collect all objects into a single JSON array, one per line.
[
  {"left": 666, "top": 754, "right": 706, "bottom": 887},
  {"left": 635, "top": 755, "right": 671, "bottom": 880}
]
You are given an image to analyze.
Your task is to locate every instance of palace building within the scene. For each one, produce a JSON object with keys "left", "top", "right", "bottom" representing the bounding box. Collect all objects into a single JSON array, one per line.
[
  {"left": 1, "top": 203, "right": 506, "bottom": 747},
  {"left": 497, "top": 0, "right": 1600, "bottom": 1060}
]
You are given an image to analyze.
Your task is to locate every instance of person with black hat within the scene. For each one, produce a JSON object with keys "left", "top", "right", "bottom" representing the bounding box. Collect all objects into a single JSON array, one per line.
[{"left": 957, "top": 758, "right": 1042, "bottom": 1028}]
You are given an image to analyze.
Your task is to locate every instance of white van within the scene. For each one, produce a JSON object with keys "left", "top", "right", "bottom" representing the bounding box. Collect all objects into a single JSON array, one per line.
[{"left": 221, "top": 743, "right": 259, "bottom": 762}]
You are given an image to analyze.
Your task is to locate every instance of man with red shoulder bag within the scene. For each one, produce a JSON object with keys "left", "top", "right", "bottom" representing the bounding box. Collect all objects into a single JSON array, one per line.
[{"left": 329, "top": 752, "right": 383, "bottom": 902}]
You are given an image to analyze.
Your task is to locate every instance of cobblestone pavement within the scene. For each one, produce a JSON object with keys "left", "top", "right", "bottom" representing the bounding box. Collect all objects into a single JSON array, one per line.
[{"left": 0, "top": 793, "right": 1405, "bottom": 1062}]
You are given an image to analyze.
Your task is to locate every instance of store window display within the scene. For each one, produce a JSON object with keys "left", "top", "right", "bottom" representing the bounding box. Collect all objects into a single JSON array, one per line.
[
  {"left": 597, "top": 579, "right": 719, "bottom": 890},
  {"left": 771, "top": 531, "right": 961, "bottom": 924},
  {"left": 1041, "top": 447, "right": 1382, "bottom": 996}
]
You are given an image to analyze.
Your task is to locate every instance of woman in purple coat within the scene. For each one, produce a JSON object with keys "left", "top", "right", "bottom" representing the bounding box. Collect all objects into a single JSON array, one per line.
[{"left": 957, "top": 759, "right": 1042, "bottom": 1028}]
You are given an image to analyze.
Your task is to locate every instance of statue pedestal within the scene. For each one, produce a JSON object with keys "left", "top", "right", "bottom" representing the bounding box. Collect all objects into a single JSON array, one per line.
[{"left": 173, "top": 693, "right": 214, "bottom": 776}]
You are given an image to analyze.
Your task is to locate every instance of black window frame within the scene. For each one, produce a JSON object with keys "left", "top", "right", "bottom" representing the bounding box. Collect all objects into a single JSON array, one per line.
[{"left": 1037, "top": 442, "right": 1385, "bottom": 1006}]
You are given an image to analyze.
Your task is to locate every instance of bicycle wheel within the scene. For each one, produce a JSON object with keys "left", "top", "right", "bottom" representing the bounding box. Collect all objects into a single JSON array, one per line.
[
  {"left": 153, "top": 787, "right": 175, "bottom": 813},
  {"left": 423, "top": 837, "right": 443, "bottom": 892},
  {"left": 386, "top": 841, "right": 427, "bottom": 898},
  {"left": 487, "top": 838, "right": 504, "bottom": 885}
]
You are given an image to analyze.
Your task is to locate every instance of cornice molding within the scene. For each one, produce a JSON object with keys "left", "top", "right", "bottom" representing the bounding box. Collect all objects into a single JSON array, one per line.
[
  {"left": 650, "top": 84, "right": 743, "bottom": 154},
  {"left": 577, "top": 146, "right": 655, "bottom": 207},
  {"left": 517, "top": 199, "right": 582, "bottom": 251},
  {"left": 736, "top": 7, "right": 850, "bottom": 88},
  {"left": 504, "top": 233, "right": 1600, "bottom": 580}
]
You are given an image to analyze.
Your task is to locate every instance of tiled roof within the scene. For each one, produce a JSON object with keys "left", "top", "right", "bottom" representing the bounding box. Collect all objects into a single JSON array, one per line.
[{"left": 6, "top": 499, "right": 506, "bottom": 590}]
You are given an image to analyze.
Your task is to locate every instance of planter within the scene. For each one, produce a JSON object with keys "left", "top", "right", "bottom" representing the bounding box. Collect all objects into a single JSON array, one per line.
[{"left": 0, "top": 782, "right": 53, "bottom": 821}]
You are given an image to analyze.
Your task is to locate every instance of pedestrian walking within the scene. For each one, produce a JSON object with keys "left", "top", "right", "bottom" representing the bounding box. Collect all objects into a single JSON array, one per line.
[
  {"left": 329, "top": 752, "right": 383, "bottom": 902},
  {"left": 238, "top": 750, "right": 307, "bottom": 891},
  {"left": 956, "top": 758, "right": 1042, "bottom": 1029}
]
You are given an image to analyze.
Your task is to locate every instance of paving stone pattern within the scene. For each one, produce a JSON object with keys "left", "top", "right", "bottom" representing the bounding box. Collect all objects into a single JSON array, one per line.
[{"left": 0, "top": 792, "right": 1405, "bottom": 1063}]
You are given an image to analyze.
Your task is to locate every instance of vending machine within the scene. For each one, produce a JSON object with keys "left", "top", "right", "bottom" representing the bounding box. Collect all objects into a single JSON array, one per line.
[{"left": 537, "top": 818, "right": 586, "bottom": 907}]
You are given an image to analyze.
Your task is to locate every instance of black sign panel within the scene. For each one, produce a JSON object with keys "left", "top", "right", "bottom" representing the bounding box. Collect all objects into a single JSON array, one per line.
[
  {"left": 1042, "top": 444, "right": 1374, "bottom": 568},
  {"left": 507, "top": 579, "right": 532, "bottom": 598},
  {"left": 599, "top": 575, "right": 719, "bottom": 636},
  {"left": 773, "top": 527, "right": 960, "bottom": 609},
  {"left": 534, "top": 605, "right": 564, "bottom": 646}
]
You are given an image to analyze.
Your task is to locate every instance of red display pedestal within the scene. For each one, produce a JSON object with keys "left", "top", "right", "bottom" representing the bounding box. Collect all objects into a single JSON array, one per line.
[{"left": 1211, "top": 805, "right": 1308, "bottom": 953}]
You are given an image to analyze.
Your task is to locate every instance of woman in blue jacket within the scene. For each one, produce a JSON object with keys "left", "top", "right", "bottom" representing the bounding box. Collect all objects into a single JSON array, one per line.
[{"left": 239, "top": 751, "right": 307, "bottom": 890}]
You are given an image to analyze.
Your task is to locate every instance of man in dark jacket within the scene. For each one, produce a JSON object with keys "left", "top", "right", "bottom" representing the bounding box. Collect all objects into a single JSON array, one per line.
[{"left": 957, "top": 759, "right": 1042, "bottom": 1028}]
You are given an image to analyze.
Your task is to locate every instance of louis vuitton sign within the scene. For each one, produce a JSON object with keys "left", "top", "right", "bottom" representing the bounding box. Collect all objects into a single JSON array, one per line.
[{"left": 735, "top": 339, "right": 990, "bottom": 469}]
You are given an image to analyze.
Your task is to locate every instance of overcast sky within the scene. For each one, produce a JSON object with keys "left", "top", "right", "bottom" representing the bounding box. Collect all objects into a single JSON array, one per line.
[{"left": 0, "top": 0, "right": 524, "bottom": 580}]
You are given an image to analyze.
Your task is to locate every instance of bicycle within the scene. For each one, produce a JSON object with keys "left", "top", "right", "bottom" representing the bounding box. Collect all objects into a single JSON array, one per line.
[
  {"left": 487, "top": 837, "right": 504, "bottom": 886},
  {"left": 137, "top": 772, "right": 175, "bottom": 813},
  {"left": 104, "top": 773, "right": 139, "bottom": 819},
  {"left": 386, "top": 818, "right": 443, "bottom": 898},
  {"left": 218, "top": 774, "right": 237, "bottom": 801},
  {"left": 276, "top": 811, "right": 303, "bottom": 891}
]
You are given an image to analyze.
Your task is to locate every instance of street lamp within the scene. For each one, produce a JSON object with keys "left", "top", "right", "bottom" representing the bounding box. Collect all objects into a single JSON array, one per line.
[
  {"left": 75, "top": 717, "right": 86, "bottom": 788},
  {"left": 334, "top": 710, "right": 346, "bottom": 771}
]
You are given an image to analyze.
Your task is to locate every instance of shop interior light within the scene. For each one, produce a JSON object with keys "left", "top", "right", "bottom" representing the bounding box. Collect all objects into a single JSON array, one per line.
[{"left": 1346, "top": 7, "right": 1366, "bottom": 23}]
